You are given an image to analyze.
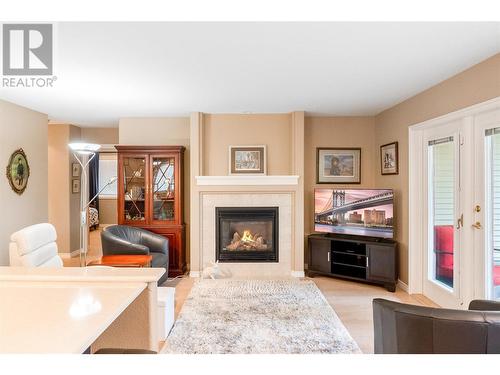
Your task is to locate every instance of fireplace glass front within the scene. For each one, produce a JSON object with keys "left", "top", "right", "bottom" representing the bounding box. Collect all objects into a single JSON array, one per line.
[{"left": 216, "top": 207, "right": 279, "bottom": 262}]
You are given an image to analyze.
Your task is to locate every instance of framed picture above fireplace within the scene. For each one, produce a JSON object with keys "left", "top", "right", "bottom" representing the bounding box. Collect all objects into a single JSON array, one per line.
[{"left": 229, "top": 145, "right": 267, "bottom": 175}]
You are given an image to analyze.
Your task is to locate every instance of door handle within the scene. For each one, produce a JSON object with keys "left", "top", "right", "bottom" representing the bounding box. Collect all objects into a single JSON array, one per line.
[
  {"left": 472, "top": 221, "right": 482, "bottom": 229},
  {"left": 456, "top": 214, "right": 463, "bottom": 229},
  {"left": 327, "top": 252, "right": 330, "bottom": 262}
]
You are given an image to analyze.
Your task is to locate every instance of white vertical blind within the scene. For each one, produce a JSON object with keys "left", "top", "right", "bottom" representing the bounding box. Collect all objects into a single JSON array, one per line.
[
  {"left": 490, "top": 133, "right": 500, "bottom": 256},
  {"left": 431, "top": 139, "right": 455, "bottom": 226}
]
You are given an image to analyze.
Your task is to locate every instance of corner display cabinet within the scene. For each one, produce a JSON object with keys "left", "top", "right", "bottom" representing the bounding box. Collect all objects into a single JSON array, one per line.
[{"left": 116, "top": 145, "right": 186, "bottom": 276}]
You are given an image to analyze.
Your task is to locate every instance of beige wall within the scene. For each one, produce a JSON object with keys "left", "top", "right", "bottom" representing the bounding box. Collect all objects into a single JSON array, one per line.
[
  {"left": 81, "top": 127, "right": 119, "bottom": 145},
  {"left": 0, "top": 100, "right": 48, "bottom": 265},
  {"left": 374, "top": 53, "right": 500, "bottom": 284},
  {"left": 119, "top": 117, "right": 191, "bottom": 260},
  {"left": 48, "top": 124, "right": 82, "bottom": 253},
  {"left": 304, "top": 117, "right": 377, "bottom": 237},
  {"left": 48, "top": 125, "right": 71, "bottom": 252},
  {"left": 119, "top": 118, "right": 190, "bottom": 146},
  {"left": 202, "top": 114, "right": 292, "bottom": 175},
  {"left": 68, "top": 125, "right": 82, "bottom": 252}
]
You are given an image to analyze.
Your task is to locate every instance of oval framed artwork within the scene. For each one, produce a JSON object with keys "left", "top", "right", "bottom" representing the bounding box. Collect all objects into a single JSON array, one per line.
[{"left": 6, "top": 148, "right": 30, "bottom": 195}]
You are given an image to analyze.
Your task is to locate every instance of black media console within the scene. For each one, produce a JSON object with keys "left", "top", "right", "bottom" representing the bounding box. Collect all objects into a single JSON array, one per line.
[{"left": 307, "top": 233, "right": 398, "bottom": 292}]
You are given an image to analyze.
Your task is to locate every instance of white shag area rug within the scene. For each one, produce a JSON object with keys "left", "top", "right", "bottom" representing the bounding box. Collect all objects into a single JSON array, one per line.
[{"left": 162, "top": 279, "right": 361, "bottom": 354}]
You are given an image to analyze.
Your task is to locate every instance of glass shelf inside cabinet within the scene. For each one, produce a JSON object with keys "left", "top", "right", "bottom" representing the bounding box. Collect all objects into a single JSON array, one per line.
[
  {"left": 152, "top": 157, "right": 175, "bottom": 221},
  {"left": 123, "top": 157, "right": 146, "bottom": 221}
]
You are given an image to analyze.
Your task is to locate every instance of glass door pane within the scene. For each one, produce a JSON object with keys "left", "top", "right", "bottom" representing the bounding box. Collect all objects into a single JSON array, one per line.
[
  {"left": 122, "top": 156, "right": 146, "bottom": 222},
  {"left": 485, "top": 128, "right": 500, "bottom": 299},
  {"left": 152, "top": 156, "right": 175, "bottom": 221},
  {"left": 428, "top": 137, "right": 456, "bottom": 289}
]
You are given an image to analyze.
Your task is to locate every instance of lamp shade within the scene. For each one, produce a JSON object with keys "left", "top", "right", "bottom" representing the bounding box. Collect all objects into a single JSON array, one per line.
[{"left": 68, "top": 143, "right": 101, "bottom": 155}]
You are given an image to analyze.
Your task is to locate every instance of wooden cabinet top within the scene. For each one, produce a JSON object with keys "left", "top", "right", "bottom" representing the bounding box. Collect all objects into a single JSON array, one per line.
[{"left": 115, "top": 145, "right": 185, "bottom": 153}]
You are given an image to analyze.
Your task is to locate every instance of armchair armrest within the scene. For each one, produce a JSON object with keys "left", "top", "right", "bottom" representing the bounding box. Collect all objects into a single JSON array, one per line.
[
  {"left": 140, "top": 231, "right": 169, "bottom": 255},
  {"left": 101, "top": 231, "right": 150, "bottom": 256},
  {"left": 468, "top": 299, "right": 500, "bottom": 311}
]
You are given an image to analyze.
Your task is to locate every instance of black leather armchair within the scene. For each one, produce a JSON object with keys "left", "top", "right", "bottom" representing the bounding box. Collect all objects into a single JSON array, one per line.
[
  {"left": 101, "top": 225, "right": 169, "bottom": 285},
  {"left": 373, "top": 298, "right": 500, "bottom": 354}
]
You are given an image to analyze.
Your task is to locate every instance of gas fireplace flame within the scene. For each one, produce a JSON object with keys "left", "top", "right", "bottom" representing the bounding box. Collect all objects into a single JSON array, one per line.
[
  {"left": 240, "top": 230, "right": 255, "bottom": 243},
  {"left": 226, "top": 229, "right": 269, "bottom": 251}
]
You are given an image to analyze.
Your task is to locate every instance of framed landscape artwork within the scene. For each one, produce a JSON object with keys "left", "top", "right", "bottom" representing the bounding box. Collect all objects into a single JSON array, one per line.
[
  {"left": 6, "top": 148, "right": 30, "bottom": 195},
  {"left": 229, "top": 145, "right": 267, "bottom": 175},
  {"left": 316, "top": 147, "right": 361, "bottom": 184},
  {"left": 380, "top": 141, "right": 399, "bottom": 175}
]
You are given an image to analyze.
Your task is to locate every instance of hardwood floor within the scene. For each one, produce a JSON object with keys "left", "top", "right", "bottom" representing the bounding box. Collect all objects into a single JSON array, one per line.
[{"left": 67, "top": 227, "right": 436, "bottom": 354}]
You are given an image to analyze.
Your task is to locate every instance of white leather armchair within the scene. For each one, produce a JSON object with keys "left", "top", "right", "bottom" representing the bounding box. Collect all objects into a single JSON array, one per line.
[{"left": 9, "top": 223, "right": 63, "bottom": 267}]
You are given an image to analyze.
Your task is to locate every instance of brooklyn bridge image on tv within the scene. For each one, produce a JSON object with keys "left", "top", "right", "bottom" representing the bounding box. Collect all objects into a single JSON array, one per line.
[{"left": 314, "top": 189, "right": 394, "bottom": 238}]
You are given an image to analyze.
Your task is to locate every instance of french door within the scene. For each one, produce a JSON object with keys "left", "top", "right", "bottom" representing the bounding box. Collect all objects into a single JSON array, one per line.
[
  {"left": 410, "top": 99, "right": 500, "bottom": 308},
  {"left": 422, "top": 120, "right": 470, "bottom": 308},
  {"left": 474, "top": 108, "right": 500, "bottom": 301}
]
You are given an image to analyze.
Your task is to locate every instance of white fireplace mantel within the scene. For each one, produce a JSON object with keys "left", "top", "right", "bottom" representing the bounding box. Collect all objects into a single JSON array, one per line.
[{"left": 195, "top": 175, "right": 299, "bottom": 186}]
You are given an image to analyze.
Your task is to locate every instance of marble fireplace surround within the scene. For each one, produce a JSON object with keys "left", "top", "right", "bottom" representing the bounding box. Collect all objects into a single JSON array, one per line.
[{"left": 190, "top": 176, "right": 304, "bottom": 278}]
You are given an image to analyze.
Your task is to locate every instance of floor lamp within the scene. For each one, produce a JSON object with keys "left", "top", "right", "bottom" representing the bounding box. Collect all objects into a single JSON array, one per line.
[{"left": 69, "top": 143, "right": 101, "bottom": 267}]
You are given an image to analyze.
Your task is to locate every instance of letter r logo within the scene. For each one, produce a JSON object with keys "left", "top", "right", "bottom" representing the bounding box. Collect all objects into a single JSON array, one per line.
[{"left": 2, "top": 24, "right": 53, "bottom": 75}]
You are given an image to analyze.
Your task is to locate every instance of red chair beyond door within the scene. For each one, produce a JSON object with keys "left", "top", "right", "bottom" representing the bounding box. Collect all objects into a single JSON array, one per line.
[
  {"left": 434, "top": 225, "right": 454, "bottom": 285},
  {"left": 434, "top": 225, "right": 500, "bottom": 288}
]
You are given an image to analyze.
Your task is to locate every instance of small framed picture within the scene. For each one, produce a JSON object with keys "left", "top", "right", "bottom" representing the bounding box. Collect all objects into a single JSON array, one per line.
[
  {"left": 6, "top": 148, "right": 30, "bottom": 195},
  {"left": 380, "top": 142, "right": 399, "bottom": 175},
  {"left": 316, "top": 147, "right": 361, "bottom": 184},
  {"left": 72, "top": 163, "right": 80, "bottom": 177},
  {"left": 229, "top": 145, "right": 267, "bottom": 175},
  {"left": 72, "top": 179, "right": 80, "bottom": 194}
]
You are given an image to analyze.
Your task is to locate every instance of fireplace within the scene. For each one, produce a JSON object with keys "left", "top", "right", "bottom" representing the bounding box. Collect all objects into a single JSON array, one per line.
[{"left": 216, "top": 207, "right": 279, "bottom": 262}]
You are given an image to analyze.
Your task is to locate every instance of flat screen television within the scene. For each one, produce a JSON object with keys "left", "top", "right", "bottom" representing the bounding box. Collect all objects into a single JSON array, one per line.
[{"left": 314, "top": 188, "right": 394, "bottom": 239}]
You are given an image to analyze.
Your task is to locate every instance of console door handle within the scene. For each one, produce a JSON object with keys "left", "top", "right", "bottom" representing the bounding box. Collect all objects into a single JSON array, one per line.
[{"left": 327, "top": 252, "right": 330, "bottom": 262}]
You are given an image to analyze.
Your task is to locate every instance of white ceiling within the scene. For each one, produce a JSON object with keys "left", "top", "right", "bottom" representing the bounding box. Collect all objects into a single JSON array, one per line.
[{"left": 1, "top": 22, "right": 499, "bottom": 127}]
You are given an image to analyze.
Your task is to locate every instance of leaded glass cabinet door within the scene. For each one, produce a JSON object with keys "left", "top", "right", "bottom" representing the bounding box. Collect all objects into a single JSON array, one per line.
[
  {"left": 150, "top": 154, "right": 178, "bottom": 224},
  {"left": 121, "top": 155, "right": 148, "bottom": 223}
]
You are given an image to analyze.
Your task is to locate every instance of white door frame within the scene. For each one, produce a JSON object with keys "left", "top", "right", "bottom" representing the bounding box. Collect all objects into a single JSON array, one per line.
[{"left": 409, "top": 97, "right": 500, "bottom": 303}]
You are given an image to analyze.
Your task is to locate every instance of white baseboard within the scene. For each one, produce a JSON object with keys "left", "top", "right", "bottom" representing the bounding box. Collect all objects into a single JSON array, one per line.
[
  {"left": 189, "top": 271, "right": 200, "bottom": 278},
  {"left": 397, "top": 279, "right": 409, "bottom": 292},
  {"left": 291, "top": 271, "right": 305, "bottom": 278}
]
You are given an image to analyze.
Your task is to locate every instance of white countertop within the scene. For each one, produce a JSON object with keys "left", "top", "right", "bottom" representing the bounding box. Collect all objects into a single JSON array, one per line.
[
  {"left": 0, "top": 266, "right": 165, "bottom": 283},
  {"left": 0, "top": 281, "right": 146, "bottom": 353}
]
